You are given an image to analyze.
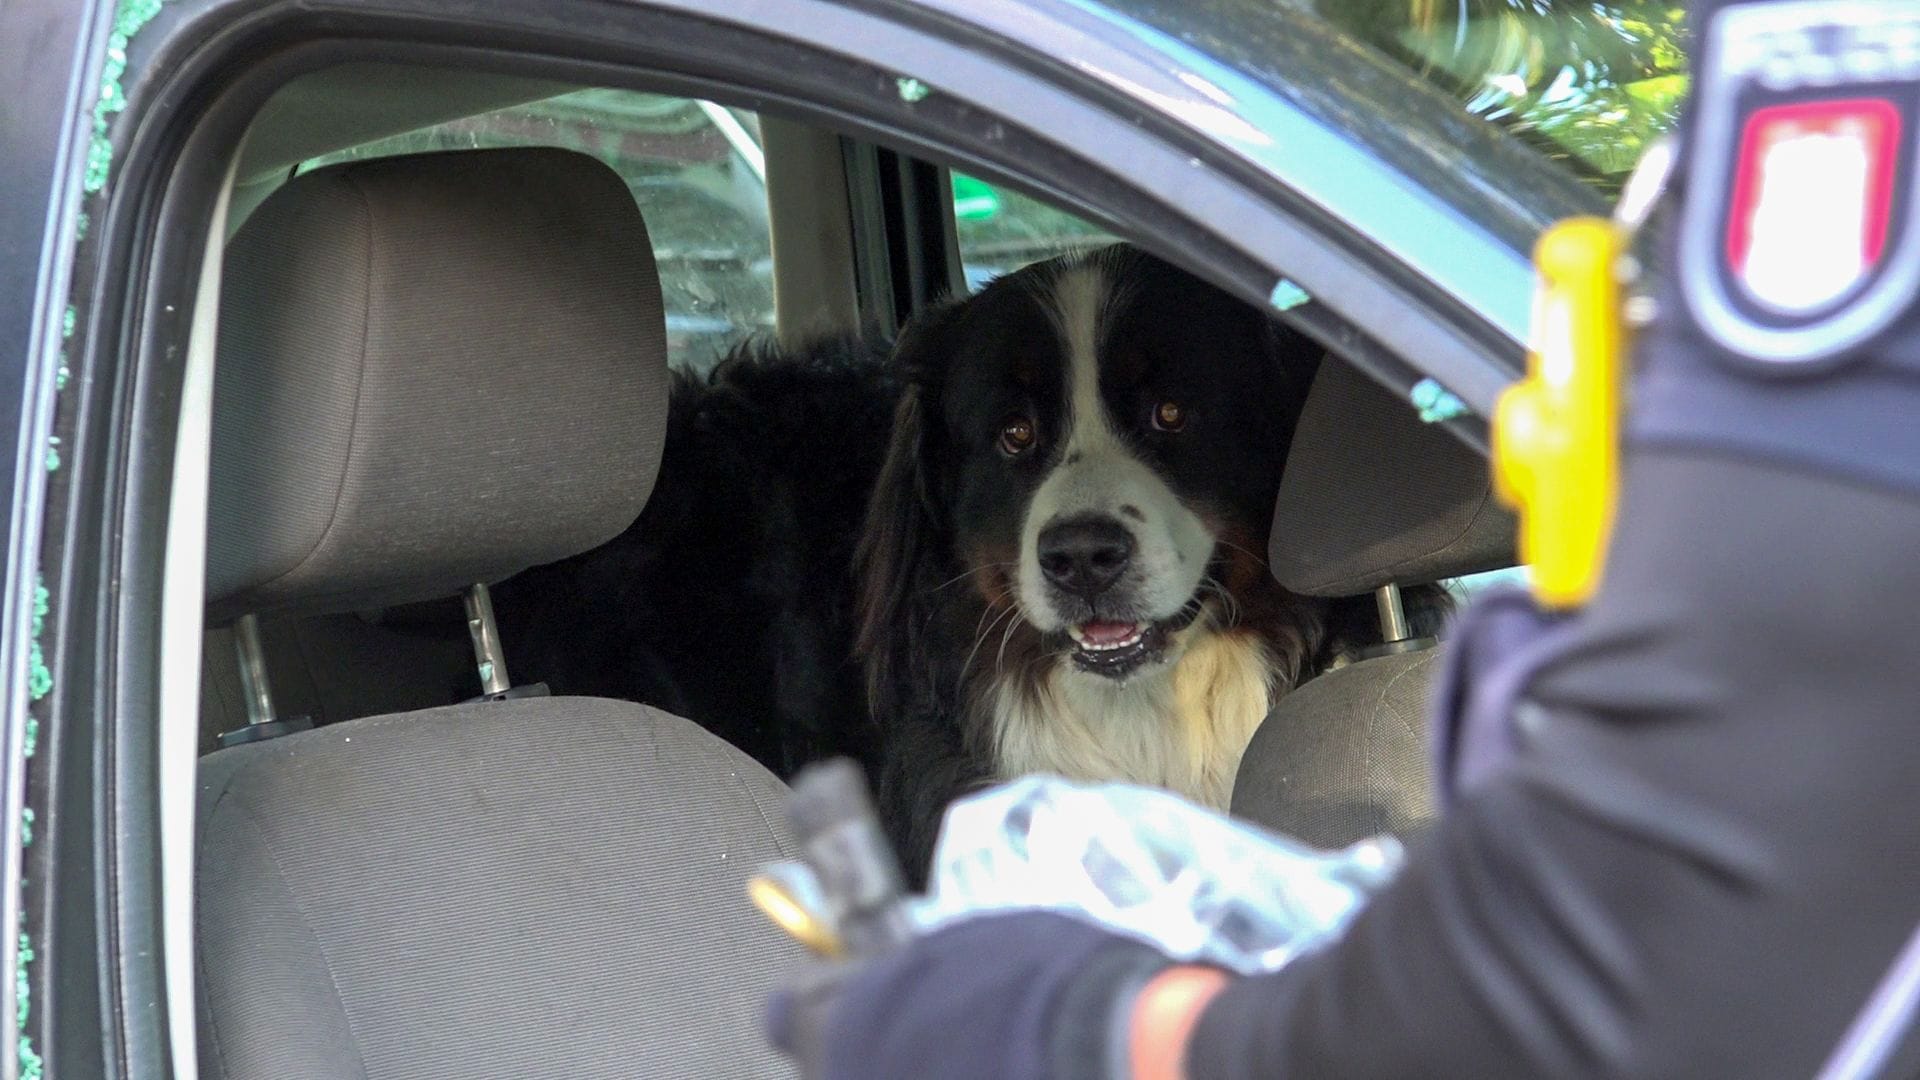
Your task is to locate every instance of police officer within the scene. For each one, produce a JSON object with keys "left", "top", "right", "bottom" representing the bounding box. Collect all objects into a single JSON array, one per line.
[{"left": 766, "top": 0, "right": 1920, "bottom": 1075}]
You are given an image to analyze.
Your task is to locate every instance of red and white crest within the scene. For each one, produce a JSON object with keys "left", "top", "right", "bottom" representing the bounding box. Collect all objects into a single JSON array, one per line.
[
  {"left": 1680, "top": 2, "right": 1920, "bottom": 369},
  {"left": 1727, "top": 99, "right": 1901, "bottom": 314}
]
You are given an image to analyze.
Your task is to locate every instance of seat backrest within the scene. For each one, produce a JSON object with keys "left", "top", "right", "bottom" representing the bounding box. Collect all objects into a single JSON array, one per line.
[
  {"left": 1231, "top": 648, "right": 1440, "bottom": 846},
  {"left": 1235, "top": 359, "right": 1511, "bottom": 843},
  {"left": 196, "top": 146, "right": 802, "bottom": 1079},
  {"left": 198, "top": 697, "right": 799, "bottom": 1079}
]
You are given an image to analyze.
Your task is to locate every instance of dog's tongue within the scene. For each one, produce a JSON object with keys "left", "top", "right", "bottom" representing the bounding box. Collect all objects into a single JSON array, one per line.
[{"left": 1078, "top": 621, "right": 1142, "bottom": 646}]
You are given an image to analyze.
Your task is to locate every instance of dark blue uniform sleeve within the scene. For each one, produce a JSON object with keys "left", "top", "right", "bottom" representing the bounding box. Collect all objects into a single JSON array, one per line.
[
  {"left": 1189, "top": 448, "right": 1920, "bottom": 1078},
  {"left": 1189, "top": 2, "right": 1920, "bottom": 1073}
]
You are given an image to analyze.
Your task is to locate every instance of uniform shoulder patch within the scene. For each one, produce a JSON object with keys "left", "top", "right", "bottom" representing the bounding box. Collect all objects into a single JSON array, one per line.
[{"left": 1680, "top": 1, "right": 1920, "bottom": 370}]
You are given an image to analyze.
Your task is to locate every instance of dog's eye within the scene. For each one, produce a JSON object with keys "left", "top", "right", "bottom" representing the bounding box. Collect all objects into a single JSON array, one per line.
[
  {"left": 999, "top": 417, "right": 1037, "bottom": 456},
  {"left": 1150, "top": 400, "right": 1187, "bottom": 433}
]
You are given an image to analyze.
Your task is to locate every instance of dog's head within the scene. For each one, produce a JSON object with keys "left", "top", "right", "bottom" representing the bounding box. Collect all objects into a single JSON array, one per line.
[{"left": 859, "top": 245, "right": 1324, "bottom": 714}]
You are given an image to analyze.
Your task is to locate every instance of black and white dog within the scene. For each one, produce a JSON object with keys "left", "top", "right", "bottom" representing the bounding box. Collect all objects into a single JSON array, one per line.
[
  {"left": 500, "top": 243, "right": 1442, "bottom": 878},
  {"left": 857, "top": 245, "right": 1443, "bottom": 875}
]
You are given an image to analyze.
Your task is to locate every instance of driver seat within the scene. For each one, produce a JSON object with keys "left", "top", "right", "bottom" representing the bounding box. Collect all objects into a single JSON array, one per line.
[
  {"left": 195, "top": 148, "right": 802, "bottom": 1079},
  {"left": 1233, "top": 359, "right": 1516, "bottom": 846}
]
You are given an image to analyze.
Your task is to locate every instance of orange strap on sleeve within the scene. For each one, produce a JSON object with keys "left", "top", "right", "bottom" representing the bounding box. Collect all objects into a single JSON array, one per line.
[{"left": 1127, "top": 965, "right": 1232, "bottom": 1080}]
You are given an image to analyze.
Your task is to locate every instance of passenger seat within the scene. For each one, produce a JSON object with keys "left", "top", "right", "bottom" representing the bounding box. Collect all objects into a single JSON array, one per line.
[
  {"left": 196, "top": 147, "right": 802, "bottom": 1079},
  {"left": 1233, "top": 360, "right": 1516, "bottom": 846}
]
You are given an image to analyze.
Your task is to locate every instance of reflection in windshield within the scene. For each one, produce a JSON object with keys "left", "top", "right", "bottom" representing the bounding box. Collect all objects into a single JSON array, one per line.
[{"left": 1298, "top": 1, "right": 1687, "bottom": 191}]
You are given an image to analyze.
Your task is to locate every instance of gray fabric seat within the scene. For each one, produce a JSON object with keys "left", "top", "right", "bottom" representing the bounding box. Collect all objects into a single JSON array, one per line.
[
  {"left": 1233, "top": 360, "right": 1515, "bottom": 846},
  {"left": 197, "top": 147, "right": 802, "bottom": 1079},
  {"left": 197, "top": 698, "right": 797, "bottom": 1079},
  {"left": 1231, "top": 649, "right": 1439, "bottom": 846}
]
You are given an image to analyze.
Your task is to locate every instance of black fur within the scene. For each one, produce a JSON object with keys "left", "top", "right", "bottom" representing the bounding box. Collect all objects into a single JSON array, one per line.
[{"left": 494, "top": 334, "right": 899, "bottom": 777}]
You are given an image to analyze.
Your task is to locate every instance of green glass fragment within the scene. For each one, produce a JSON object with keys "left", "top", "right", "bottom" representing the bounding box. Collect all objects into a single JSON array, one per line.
[
  {"left": 1411, "top": 377, "right": 1470, "bottom": 423},
  {"left": 15, "top": 933, "right": 30, "bottom": 1026},
  {"left": 16, "top": 927, "right": 37, "bottom": 1080},
  {"left": 18, "top": 810, "right": 30, "bottom": 849},
  {"left": 84, "top": 139, "right": 114, "bottom": 195},
  {"left": 82, "top": 0, "right": 169, "bottom": 195},
  {"left": 26, "top": 643, "right": 49, "bottom": 704},
  {"left": 895, "top": 77, "right": 931, "bottom": 103},
  {"left": 1268, "top": 278, "right": 1311, "bottom": 312},
  {"left": 21, "top": 718, "right": 37, "bottom": 760}
]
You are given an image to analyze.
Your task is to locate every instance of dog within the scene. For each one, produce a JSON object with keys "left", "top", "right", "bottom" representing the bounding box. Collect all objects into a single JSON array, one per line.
[
  {"left": 498, "top": 242, "right": 1445, "bottom": 878},
  {"left": 856, "top": 244, "right": 1447, "bottom": 877},
  {"left": 494, "top": 333, "right": 900, "bottom": 778}
]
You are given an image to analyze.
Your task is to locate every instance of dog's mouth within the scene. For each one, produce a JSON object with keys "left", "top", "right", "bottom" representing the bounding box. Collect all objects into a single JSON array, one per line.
[{"left": 1062, "top": 602, "right": 1202, "bottom": 678}]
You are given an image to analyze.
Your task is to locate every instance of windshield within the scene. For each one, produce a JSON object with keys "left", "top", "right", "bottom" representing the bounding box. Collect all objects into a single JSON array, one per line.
[{"left": 1300, "top": 1, "right": 1688, "bottom": 193}]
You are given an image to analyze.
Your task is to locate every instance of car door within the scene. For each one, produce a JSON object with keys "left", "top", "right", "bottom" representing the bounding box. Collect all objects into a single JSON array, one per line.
[
  {"left": 0, "top": 1, "right": 115, "bottom": 1077},
  {"left": 0, "top": 0, "right": 1676, "bottom": 1075}
]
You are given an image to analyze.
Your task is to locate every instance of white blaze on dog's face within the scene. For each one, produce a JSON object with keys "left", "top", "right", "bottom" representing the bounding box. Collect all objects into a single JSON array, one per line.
[
  {"left": 1014, "top": 260, "right": 1216, "bottom": 681},
  {"left": 921, "top": 245, "right": 1303, "bottom": 692}
]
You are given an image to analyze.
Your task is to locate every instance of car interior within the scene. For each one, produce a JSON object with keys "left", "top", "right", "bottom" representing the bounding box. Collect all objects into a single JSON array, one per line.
[{"left": 177, "top": 59, "right": 1522, "bottom": 1078}]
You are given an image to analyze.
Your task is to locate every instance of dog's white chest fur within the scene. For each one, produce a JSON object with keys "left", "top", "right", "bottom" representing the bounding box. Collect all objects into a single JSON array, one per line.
[{"left": 987, "top": 629, "right": 1277, "bottom": 809}]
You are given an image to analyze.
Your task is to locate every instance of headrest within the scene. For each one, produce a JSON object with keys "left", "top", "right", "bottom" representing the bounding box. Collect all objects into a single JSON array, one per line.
[
  {"left": 1230, "top": 647, "right": 1439, "bottom": 845},
  {"left": 206, "top": 148, "right": 667, "bottom": 620},
  {"left": 1270, "top": 360, "right": 1515, "bottom": 595}
]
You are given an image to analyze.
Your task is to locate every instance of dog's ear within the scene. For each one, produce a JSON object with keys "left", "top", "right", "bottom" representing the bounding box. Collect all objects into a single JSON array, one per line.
[{"left": 856, "top": 304, "right": 959, "bottom": 722}]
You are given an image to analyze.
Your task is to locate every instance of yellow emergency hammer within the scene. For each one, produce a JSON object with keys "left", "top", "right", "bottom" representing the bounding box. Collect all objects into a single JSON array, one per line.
[{"left": 1492, "top": 217, "right": 1630, "bottom": 610}]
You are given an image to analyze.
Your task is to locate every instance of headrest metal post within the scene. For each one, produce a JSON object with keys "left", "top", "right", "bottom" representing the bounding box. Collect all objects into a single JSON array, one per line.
[
  {"left": 216, "top": 615, "right": 315, "bottom": 748},
  {"left": 463, "top": 583, "right": 511, "bottom": 696},
  {"left": 233, "top": 613, "right": 277, "bottom": 726},
  {"left": 1375, "top": 583, "right": 1411, "bottom": 644}
]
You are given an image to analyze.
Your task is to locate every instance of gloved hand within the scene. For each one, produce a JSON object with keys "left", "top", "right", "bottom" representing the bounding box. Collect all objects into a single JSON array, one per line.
[{"left": 766, "top": 909, "right": 1221, "bottom": 1080}]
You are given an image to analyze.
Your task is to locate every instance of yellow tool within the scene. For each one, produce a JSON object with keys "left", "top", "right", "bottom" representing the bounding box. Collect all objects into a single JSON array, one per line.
[
  {"left": 1492, "top": 217, "right": 1631, "bottom": 610},
  {"left": 749, "top": 758, "right": 917, "bottom": 959},
  {"left": 749, "top": 864, "right": 847, "bottom": 958}
]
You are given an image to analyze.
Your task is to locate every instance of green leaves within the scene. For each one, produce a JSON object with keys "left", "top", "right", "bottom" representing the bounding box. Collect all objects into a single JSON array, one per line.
[{"left": 1311, "top": 1, "right": 1690, "bottom": 193}]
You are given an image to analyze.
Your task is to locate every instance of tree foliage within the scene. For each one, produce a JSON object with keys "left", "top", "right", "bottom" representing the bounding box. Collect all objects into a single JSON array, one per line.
[{"left": 1307, "top": 1, "right": 1689, "bottom": 190}]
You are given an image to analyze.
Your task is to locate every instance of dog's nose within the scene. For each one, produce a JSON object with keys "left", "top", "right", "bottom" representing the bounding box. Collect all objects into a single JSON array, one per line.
[{"left": 1037, "top": 515, "right": 1134, "bottom": 598}]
